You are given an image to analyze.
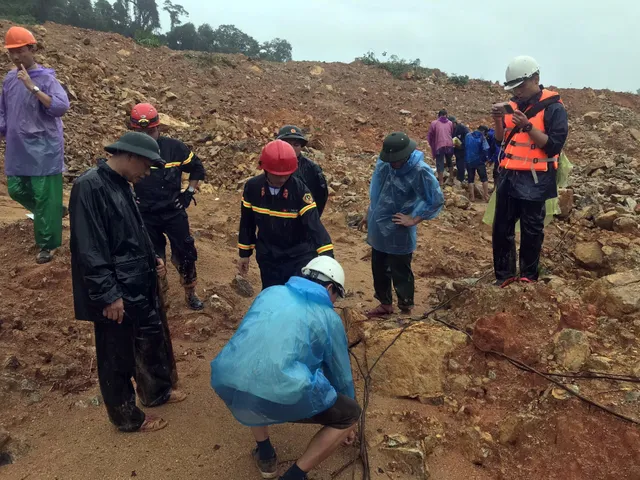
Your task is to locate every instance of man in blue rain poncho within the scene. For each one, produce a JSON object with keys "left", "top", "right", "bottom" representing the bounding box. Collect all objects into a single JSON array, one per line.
[
  {"left": 210, "top": 257, "right": 359, "bottom": 480},
  {"left": 360, "top": 132, "right": 444, "bottom": 317}
]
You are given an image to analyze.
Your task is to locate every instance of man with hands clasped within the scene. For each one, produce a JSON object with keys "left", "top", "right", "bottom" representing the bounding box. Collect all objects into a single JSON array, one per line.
[{"left": 70, "top": 132, "right": 187, "bottom": 434}]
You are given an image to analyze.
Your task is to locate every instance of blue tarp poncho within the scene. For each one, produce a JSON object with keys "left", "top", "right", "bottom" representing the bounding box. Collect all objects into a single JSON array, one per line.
[
  {"left": 210, "top": 276, "right": 355, "bottom": 426},
  {"left": 367, "top": 150, "right": 444, "bottom": 255}
]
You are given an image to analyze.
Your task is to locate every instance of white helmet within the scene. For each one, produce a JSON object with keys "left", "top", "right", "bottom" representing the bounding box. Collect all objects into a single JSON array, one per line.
[
  {"left": 504, "top": 55, "right": 540, "bottom": 91},
  {"left": 302, "top": 256, "right": 346, "bottom": 297}
]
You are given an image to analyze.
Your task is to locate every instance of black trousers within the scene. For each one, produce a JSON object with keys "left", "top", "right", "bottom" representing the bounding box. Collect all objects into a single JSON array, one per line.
[
  {"left": 454, "top": 149, "right": 466, "bottom": 182},
  {"left": 293, "top": 394, "right": 361, "bottom": 430},
  {"left": 144, "top": 210, "right": 198, "bottom": 287},
  {"left": 492, "top": 180, "right": 546, "bottom": 282},
  {"left": 258, "top": 254, "right": 315, "bottom": 290},
  {"left": 371, "top": 248, "right": 414, "bottom": 309},
  {"left": 93, "top": 302, "right": 173, "bottom": 432}
]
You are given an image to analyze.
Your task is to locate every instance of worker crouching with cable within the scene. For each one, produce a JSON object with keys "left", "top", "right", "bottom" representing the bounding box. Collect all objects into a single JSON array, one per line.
[
  {"left": 237, "top": 139, "right": 334, "bottom": 289},
  {"left": 211, "top": 257, "right": 359, "bottom": 480}
]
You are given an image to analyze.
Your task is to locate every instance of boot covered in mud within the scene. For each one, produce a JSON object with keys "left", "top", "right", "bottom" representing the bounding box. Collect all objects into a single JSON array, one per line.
[{"left": 185, "top": 286, "right": 204, "bottom": 311}]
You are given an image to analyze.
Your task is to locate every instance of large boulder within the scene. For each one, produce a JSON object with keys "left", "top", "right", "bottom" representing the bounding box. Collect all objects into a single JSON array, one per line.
[
  {"left": 595, "top": 211, "right": 619, "bottom": 231},
  {"left": 554, "top": 329, "right": 590, "bottom": 371},
  {"left": 366, "top": 323, "right": 467, "bottom": 398},
  {"left": 573, "top": 242, "right": 605, "bottom": 270},
  {"left": 583, "top": 271, "right": 640, "bottom": 317}
]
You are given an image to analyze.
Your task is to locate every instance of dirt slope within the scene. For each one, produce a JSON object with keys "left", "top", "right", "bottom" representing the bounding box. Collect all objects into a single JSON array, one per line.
[{"left": 0, "top": 21, "right": 640, "bottom": 480}]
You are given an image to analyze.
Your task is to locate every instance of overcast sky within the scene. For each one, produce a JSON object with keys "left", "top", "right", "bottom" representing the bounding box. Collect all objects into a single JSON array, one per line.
[{"left": 160, "top": 0, "right": 639, "bottom": 93}]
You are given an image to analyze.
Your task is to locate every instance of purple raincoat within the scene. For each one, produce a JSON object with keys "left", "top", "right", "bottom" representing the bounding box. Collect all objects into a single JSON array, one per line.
[
  {"left": 427, "top": 117, "right": 454, "bottom": 159},
  {"left": 0, "top": 65, "right": 70, "bottom": 176}
]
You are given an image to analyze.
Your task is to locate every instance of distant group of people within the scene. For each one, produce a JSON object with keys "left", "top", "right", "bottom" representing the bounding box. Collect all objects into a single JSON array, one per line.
[
  {"left": 1, "top": 24, "right": 568, "bottom": 480},
  {"left": 427, "top": 109, "right": 500, "bottom": 202}
]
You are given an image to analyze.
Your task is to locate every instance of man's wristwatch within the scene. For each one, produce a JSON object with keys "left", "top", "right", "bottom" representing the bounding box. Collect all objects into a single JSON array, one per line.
[
  {"left": 31, "top": 86, "right": 40, "bottom": 94},
  {"left": 186, "top": 186, "right": 196, "bottom": 194},
  {"left": 522, "top": 122, "right": 533, "bottom": 133}
]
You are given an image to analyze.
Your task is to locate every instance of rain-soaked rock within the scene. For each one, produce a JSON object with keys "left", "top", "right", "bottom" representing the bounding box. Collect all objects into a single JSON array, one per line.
[
  {"left": 232, "top": 275, "right": 254, "bottom": 298},
  {"left": 554, "top": 329, "right": 590, "bottom": 371},
  {"left": 366, "top": 323, "right": 467, "bottom": 398},
  {"left": 595, "top": 211, "right": 619, "bottom": 231},
  {"left": 573, "top": 242, "right": 605, "bottom": 270},
  {"left": 583, "top": 271, "right": 640, "bottom": 317},
  {"left": 613, "top": 216, "right": 639, "bottom": 234}
]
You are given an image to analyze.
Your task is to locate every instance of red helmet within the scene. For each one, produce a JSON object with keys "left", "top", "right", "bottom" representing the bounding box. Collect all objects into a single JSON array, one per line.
[
  {"left": 259, "top": 140, "right": 298, "bottom": 175},
  {"left": 130, "top": 103, "right": 160, "bottom": 129}
]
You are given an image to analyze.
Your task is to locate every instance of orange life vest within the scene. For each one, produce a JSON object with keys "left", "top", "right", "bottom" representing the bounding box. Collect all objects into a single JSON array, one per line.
[{"left": 500, "top": 89, "right": 562, "bottom": 180}]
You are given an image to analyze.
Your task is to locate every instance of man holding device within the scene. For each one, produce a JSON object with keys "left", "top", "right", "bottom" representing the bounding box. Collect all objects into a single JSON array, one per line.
[{"left": 491, "top": 55, "right": 568, "bottom": 287}]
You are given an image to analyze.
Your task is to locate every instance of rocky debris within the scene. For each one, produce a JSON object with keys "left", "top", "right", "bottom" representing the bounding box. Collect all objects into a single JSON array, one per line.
[
  {"left": 583, "top": 112, "right": 602, "bottom": 124},
  {"left": 231, "top": 275, "right": 254, "bottom": 298},
  {"left": 573, "top": 241, "right": 605, "bottom": 270},
  {"left": 559, "top": 302, "right": 597, "bottom": 331},
  {"left": 340, "top": 307, "right": 365, "bottom": 346},
  {"left": 379, "top": 434, "right": 431, "bottom": 479},
  {"left": 585, "top": 355, "right": 613, "bottom": 371},
  {"left": 553, "top": 329, "right": 591, "bottom": 371},
  {"left": 595, "top": 211, "right": 619, "bottom": 231},
  {"left": 461, "top": 427, "right": 494, "bottom": 466},
  {"left": 584, "top": 271, "right": 640, "bottom": 317},
  {"left": 630, "top": 128, "right": 640, "bottom": 143},
  {"left": 366, "top": 323, "right": 467, "bottom": 398},
  {"left": 3, "top": 355, "right": 21, "bottom": 370},
  {"left": 309, "top": 65, "right": 324, "bottom": 76},
  {"left": 498, "top": 414, "right": 542, "bottom": 446},
  {"left": 473, "top": 313, "right": 520, "bottom": 355},
  {"left": 209, "top": 294, "right": 233, "bottom": 315},
  {"left": 445, "top": 192, "right": 471, "bottom": 210},
  {"left": 557, "top": 188, "right": 574, "bottom": 218},
  {"left": 158, "top": 113, "right": 189, "bottom": 129},
  {"left": 0, "top": 427, "right": 9, "bottom": 450},
  {"left": 613, "top": 216, "right": 639, "bottom": 234}
]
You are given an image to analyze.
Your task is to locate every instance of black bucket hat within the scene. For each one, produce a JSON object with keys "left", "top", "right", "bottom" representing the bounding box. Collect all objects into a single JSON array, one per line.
[
  {"left": 277, "top": 125, "right": 308, "bottom": 146},
  {"left": 105, "top": 132, "right": 165, "bottom": 168},
  {"left": 380, "top": 132, "right": 417, "bottom": 163}
]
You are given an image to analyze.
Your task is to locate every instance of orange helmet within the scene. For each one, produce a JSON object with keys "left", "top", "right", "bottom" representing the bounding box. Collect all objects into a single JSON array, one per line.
[
  {"left": 130, "top": 103, "right": 160, "bottom": 129},
  {"left": 4, "top": 27, "right": 37, "bottom": 49},
  {"left": 259, "top": 140, "right": 298, "bottom": 175}
]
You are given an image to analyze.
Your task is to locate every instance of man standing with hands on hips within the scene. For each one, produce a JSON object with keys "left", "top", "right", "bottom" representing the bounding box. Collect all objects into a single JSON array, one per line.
[
  {"left": 0, "top": 26, "right": 70, "bottom": 264},
  {"left": 491, "top": 56, "right": 568, "bottom": 287}
]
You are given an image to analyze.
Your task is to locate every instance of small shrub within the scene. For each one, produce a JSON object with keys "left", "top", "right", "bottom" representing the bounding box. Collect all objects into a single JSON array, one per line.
[
  {"left": 135, "top": 31, "right": 163, "bottom": 48},
  {"left": 449, "top": 74, "right": 470, "bottom": 87},
  {"left": 356, "top": 51, "right": 437, "bottom": 80}
]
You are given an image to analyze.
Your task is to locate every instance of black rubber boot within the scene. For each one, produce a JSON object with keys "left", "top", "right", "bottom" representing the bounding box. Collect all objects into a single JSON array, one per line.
[{"left": 185, "top": 289, "right": 204, "bottom": 311}]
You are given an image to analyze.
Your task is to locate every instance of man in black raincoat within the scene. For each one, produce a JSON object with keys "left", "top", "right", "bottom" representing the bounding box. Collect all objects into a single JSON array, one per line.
[
  {"left": 69, "top": 132, "right": 186, "bottom": 433},
  {"left": 277, "top": 125, "right": 329, "bottom": 216}
]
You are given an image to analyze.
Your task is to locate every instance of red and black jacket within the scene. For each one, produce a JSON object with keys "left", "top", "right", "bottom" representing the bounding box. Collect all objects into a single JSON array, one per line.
[{"left": 238, "top": 174, "right": 334, "bottom": 263}]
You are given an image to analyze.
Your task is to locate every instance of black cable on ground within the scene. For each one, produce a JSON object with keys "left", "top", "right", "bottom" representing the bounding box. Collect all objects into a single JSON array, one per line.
[
  {"left": 333, "top": 219, "right": 631, "bottom": 478},
  {"left": 431, "top": 316, "right": 640, "bottom": 426}
]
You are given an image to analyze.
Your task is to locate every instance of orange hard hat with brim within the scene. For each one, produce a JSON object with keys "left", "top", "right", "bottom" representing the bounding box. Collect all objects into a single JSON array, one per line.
[{"left": 4, "top": 26, "right": 37, "bottom": 49}]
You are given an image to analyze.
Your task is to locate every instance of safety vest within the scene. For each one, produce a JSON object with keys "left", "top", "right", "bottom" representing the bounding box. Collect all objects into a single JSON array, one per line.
[{"left": 501, "top": 89, "right": 562, "bottom": 180}]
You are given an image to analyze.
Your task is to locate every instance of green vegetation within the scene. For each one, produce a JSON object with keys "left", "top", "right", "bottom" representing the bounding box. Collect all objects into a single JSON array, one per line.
[
  {"left": 0, "top": 0, "right": 292, "bottom": 62},
  {"left": 449, "top": 74, "right": 470, "bottom": 87},
  {"left": 357, "top": 51, "right": 473, "bottom": 87},
  {"left": 356, "top": 51, "right": 437, "bottom": 79}
]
